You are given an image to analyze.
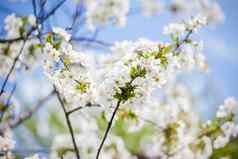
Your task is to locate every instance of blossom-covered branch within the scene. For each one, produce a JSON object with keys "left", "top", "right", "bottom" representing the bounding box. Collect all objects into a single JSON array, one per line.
[{"left": 0, "top": 1, "right": 235, "bottom": 159}]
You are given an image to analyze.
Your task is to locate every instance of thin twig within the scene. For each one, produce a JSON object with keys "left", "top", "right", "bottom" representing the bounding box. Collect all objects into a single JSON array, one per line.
[
  {"left": 0, "top": 26, "right": 36, "bottom": 44},
  {"left": 173, "top": 30, "right": 193, "bottom": 53},
  {"left": 66, "top": 2, "right": 84, "bottom": 31},
  {"left": 42, "top": 0, "right": 66, "bottom": 21},
  {"left": 67, "top": 104, "right": 101, "bottom": 116},
  {"left": 0, "top": 83, "right": 17, "bottom": 123},
  {"left": 0, "top": 34, "right": 28, "bottom": 44},
  {"left": 6, "top": 56, "right": 30, "bottom": 70},
  {"left": 32, "top": 0, "right": 38, "bottom": 18},
  {"left": 39, "top": 0, "right": 47, "bottom": 21},
  {"left": 67, "top": 106, "right": 83, "bottom": 115},
  {"left": 96, "top": 78, "right": 137, "bottom": 159},
  {"left": 54, "top": 85, "right": 80, "bottom": 159},
  {"left": 0, "top": 40, "right": 26, "bottom": 96},
  {"left": 96, "top": 100, "right": 121, "bottom": 159}
]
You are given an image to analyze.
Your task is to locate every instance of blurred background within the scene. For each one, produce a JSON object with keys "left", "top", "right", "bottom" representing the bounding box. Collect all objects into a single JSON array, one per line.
[{"left": 0, "top": 0, "right": 237, "bottom": 157}]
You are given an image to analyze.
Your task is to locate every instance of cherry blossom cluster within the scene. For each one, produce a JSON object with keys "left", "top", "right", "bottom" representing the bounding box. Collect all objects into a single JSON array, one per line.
[
  {"left": 84, "top": 0, "right": 129, "bottom": 30},
  {"left": 47, "top": 84, "right": 238, "bottom": 159},
  {"left": 6, "top": 0, "right": 224, "bottom": 31},
  {"left": 0, "top": 0, "right": 223, "bottom": 75},
  {"left": 1, "top": 87, "right": 237, "bottom": 159},
  {"left": 33, "top": 15, "right": 238, "bottom": 159},
  {"left": 75, "top": 0, "right": 224, "bottom": 30},
  {"left": 0, "top": 14, "right": 41, "bottom": 75},
  {"left": 0, "top": 128, "right": 15, "bottom": 158},
  {"left": 43, "top": 15, "right": 207, "bottom": 111},
  {"left": 0, "top": 1, "right": 233, "bottom": 159},
  {"left": 139, "top": 96, "right": 238, "bottom": 159}
]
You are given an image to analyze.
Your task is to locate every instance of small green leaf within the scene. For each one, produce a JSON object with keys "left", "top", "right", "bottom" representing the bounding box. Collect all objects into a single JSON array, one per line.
[
  {"left": 28, "top": 44, "right": 35, "bottom": 56},
  {"left": 34, "top": 43, "right": 43, "bottom": 49},
  {"left": 54, "top": 41, "right": 62, "bottom": 50},
  {"left": 171, "top": 34, "right": 179, "bottom": 45},
  {"left": 185, "top": 39, "right": 192, "bottom": 44},
  {"left": 19, "top": 27, "right": 26, "bottom": 37},
  {"left": 163, "top": 122, "right": 179, "bottom": 149},
  {"left": 46, "top": 33, "right": 53, "bottom": 44},
  {"left": 0, "top": 102, "right": 6, "bottom": 111},
  {"left": 114, "top": 82, "right": 136, "bottom": 102},
  {"left": 21, "top": 16, "right": 28, "bottom": 25},
  {"left": 57, "top": 147, "right": 74, "bottom": 158},
  {"left": 161, "top": 45, "right": 173, "bottom": 55},
  {"left": 128, "top": 109, "right": 138, "bottom": 120},
  {"left": 3, "top": 45, "right": 10, "bottom": 56},
  {"left": 130, "top": 65, "right": 146, "bottom": 79}
]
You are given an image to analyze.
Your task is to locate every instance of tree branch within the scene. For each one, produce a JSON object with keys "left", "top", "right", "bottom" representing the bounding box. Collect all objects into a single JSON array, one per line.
[
  {"left": 173, "top": 30, "right": 193, "bottom": 53},
  {"left": 67, "top": 103, "right": 101, "bottom": 116},
  {"left": 96, "top": 100, "right": 121, "bottom": 159},
  {"left": 54, "top": 85, "right": 80, "bottom": 159},
  {"left": 0, "top": 40, "right": 26, "bottom": 96},
  {"left": 0, "top": 83, "right": 17, "bottom": 123},
  {"left": 66, "top": 2, "right": 84, "bottom": 31},
  {"left": 42, "top": 0, "right": 66, "bottom": 21}
]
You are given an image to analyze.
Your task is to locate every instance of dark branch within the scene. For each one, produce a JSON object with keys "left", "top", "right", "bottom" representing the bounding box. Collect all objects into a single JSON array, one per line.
[
  {"left": 173, "top": 30, "right": 193, "bottom": 53},
  {"left": 66, "top": 2, "right": 84, "bottom": 31},
  {"left": 54, "top": 85, "right": 81, "bottom": 159},
  {"left": 0, "top": 40, "right": 26, "bottom": 96},
  {"left": 67, "top": 103, "right": 101, "bottom": 116},
  {"left": 32, "top": 0, "right": 38, "bottom": 18},
  {"left": 0, "top": 36, "right": 25, "bottom": 44},
  {"left": 42, "top": 0, "right": 67, "bottom": 21},
  {"left": 96, "top": 100, "right": 121, "bottom": 159},
  {"left": 0, "top": 83, "right": 17, "bottom": 123}
]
